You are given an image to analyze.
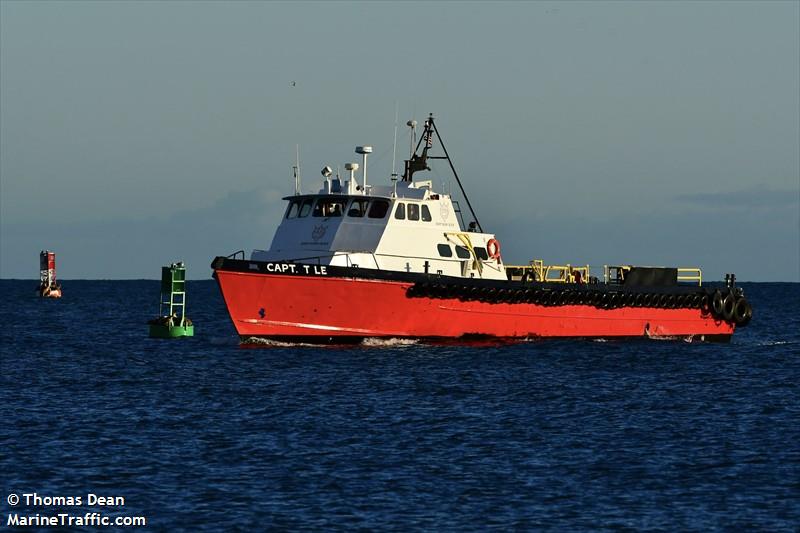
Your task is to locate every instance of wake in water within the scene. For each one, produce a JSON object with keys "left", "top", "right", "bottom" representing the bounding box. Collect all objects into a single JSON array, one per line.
[
  {"left": 758, "top": 340, "right": 795, "bottom": 346},
  {"left": 240, "top": 337, "right": 320, "bottom": 348},
  {"left": 361, "top": 337, "right": 419, "bottom": 347},
  {"left": 238, "top": 336, "right": 420, "bottom": 348}
]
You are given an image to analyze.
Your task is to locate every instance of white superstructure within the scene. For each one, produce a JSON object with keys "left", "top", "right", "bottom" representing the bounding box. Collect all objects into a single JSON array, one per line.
[{"left": 251, "top": 117, "right": 506, "bottom": 280}]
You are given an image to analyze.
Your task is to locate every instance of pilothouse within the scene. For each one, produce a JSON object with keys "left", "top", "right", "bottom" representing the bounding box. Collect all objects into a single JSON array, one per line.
[{"left": 253, "top": 115, "right": 506, "bottom": 280}]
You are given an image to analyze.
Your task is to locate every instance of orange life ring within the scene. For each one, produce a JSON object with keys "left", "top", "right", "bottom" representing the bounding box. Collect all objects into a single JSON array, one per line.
[{"left": 486, "top": 238, "right": 501, "bottom": 261}]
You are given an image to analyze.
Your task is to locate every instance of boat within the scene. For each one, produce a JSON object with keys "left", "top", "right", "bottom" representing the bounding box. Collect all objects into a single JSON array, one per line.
[{"left": 212, "top": 114, "right": 752, "bottom": 344}]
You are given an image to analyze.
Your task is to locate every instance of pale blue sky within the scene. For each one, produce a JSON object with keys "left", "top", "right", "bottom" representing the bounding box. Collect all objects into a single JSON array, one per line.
[{"left": 1, "top": 1, "right": 798, "bottom": 280}]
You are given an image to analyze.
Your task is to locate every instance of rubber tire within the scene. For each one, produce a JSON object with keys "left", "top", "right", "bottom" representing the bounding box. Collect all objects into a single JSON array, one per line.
[
  {"left": 589, "top": 292, "right": 600, "bottom": 307},
  {"left": 733, "top": 298, "right": 752, "bottom": 326},
  {"left": 693, "top": 294, "right": 704, "bottom": 309},
  {"left": 722, "top": 291, "right": 736, "bottom": 322},
  {"left": 711, "top": 290, "right": 724, "bottom": 317}
]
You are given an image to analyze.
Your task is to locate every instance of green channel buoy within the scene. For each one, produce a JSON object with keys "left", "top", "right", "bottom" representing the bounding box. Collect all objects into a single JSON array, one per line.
[{"left": 148, "top": 262, "right": 194, "bottom": 338}]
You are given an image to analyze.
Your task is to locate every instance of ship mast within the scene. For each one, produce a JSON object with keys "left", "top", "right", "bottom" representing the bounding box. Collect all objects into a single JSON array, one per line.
[{"left": 401, "top": 114, "right": 483, "bottom": 233}]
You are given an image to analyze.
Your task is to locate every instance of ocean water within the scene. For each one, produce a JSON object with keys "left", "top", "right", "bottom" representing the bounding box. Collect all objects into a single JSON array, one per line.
[{"left": 1, "top": 280, "right": 798, "bottom": 531}]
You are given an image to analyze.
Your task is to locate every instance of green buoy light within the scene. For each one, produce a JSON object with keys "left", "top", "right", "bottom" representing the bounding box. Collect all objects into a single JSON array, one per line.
[{"left": 148, "top": 262, "right": 194, "bottom": 338}]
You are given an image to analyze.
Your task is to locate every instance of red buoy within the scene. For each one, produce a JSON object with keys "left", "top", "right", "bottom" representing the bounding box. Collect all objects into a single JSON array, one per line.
[{"left": 38, "top": 250, "right": 62, "bottom": 298}]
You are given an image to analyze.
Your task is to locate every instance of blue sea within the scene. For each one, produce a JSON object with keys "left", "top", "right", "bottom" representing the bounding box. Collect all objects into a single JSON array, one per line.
[{"left": 1, "top": 280, "right": 798, "bottom": 531}]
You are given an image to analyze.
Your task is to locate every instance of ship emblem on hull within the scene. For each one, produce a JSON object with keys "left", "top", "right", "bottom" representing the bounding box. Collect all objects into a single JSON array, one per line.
[{"left": 312, "top": 225, "right": 328, "bottom": 241}]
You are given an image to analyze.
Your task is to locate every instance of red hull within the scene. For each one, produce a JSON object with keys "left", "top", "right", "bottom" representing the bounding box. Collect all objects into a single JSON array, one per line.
[{"left": 214, "top": 270, "right": 735, "bottom": 342}]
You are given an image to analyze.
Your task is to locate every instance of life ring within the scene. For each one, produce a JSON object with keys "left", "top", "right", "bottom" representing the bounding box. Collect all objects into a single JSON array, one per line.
[{"left": 486, "top": 238, "right": 501, "bottom": 261}]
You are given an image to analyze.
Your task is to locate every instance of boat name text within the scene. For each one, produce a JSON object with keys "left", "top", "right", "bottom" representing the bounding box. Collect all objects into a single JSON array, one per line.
[{"left": 261, "top": 262, "right": 328, "bottom": 275}]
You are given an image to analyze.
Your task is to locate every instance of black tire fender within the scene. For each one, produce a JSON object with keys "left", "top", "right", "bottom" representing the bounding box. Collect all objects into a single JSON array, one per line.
[
  {"left": 711, "top": 290, "right": 724, "bottom": 316},
  {"left": 722, "top": 291, "right": 736, "bottom": 322},
  {"left": 733, "top": 297, "right": 752, "bottom": 326}
]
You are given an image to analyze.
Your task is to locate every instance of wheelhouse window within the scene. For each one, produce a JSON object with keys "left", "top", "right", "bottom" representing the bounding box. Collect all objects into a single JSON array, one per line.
[
  {"left": 455, "top": 246, "right": 471, "bottom": 259},
  {"left": 394, "top": 203, "right": 406, "bottom": 220},
  {"left": 285, "top": 200, "right": 301, "bottom": 219},
  {"left": 407, "top": 203, "right": 420, "bottom": 221},
  {"left": 474, "top": 247, "right": 489, "bottom": 260},
  {"left": 298, "top": 199, "right": 313, "bottom": 217},
  {"left": 368, "top": 200, "right": 390, "bottom": 219},
  {"left": 313, "top": 199, "right": 344, "bottom": 217},
  {"left": 437, "top": 244, "right": 453, "bottom": 257},
  {"left": 348, "top": 199, "right": 369, "bottom": 217},
  {"left": 421, "top": 205, "right": 432, "bottom": 222}
]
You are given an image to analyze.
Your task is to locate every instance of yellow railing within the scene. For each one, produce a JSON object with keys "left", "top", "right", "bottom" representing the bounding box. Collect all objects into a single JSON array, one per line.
[
  {"left": 506, "top": 260, "right": 590, "bottom": 283},
  {"left": 507, "top": 262, "right": 702, "bottom": 286},
  {"left": 678, "top": 268, "right": 702, "bottom": 286}
]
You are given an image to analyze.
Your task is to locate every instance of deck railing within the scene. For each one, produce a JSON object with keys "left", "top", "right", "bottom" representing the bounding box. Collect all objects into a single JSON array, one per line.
[
  {"left": 506, "top": 260, "right": 590, "bottom": 283},
  {"left": 677, "top": 268, "right": 702, "bottom": 286}
]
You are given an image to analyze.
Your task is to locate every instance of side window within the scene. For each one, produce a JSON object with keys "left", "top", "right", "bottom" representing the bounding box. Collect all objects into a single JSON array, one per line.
[
  {"left": 368, "top": 200, "right": 390, "bottom": 219},
  {"left": 348, "top": 199, "right": 368, "bottom": 217},
  {"left": 394, "top": 203, "right": 406, "bottom": 220},
  {"left": 407, "top": 203, "right": 420, "bottom": 221},
  {"left": 455, "top": 246, "right": 471, "bottom": 259},
  {"left": 421, "top": 205, "right": 432, "bottom": 222},
  {"left": 437, "top": 244, "right": 453, "bottom": 257},
  {"left": 474, "top": 247, "right": 489, "bottom": 260},
  {"left": 285, "top": 200, "right": 300, "bottom": 219},
  {"left": 298, "top": 199, "right": 313, "bottom": 217}
]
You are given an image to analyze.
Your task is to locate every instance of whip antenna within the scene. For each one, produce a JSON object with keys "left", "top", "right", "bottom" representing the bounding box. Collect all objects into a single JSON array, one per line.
[
  {"left": 391, "top": 102, "right": 399, "bottom": 180},
  {"left": 293, "top": 144, "right": 301, "bottom": 195}
]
